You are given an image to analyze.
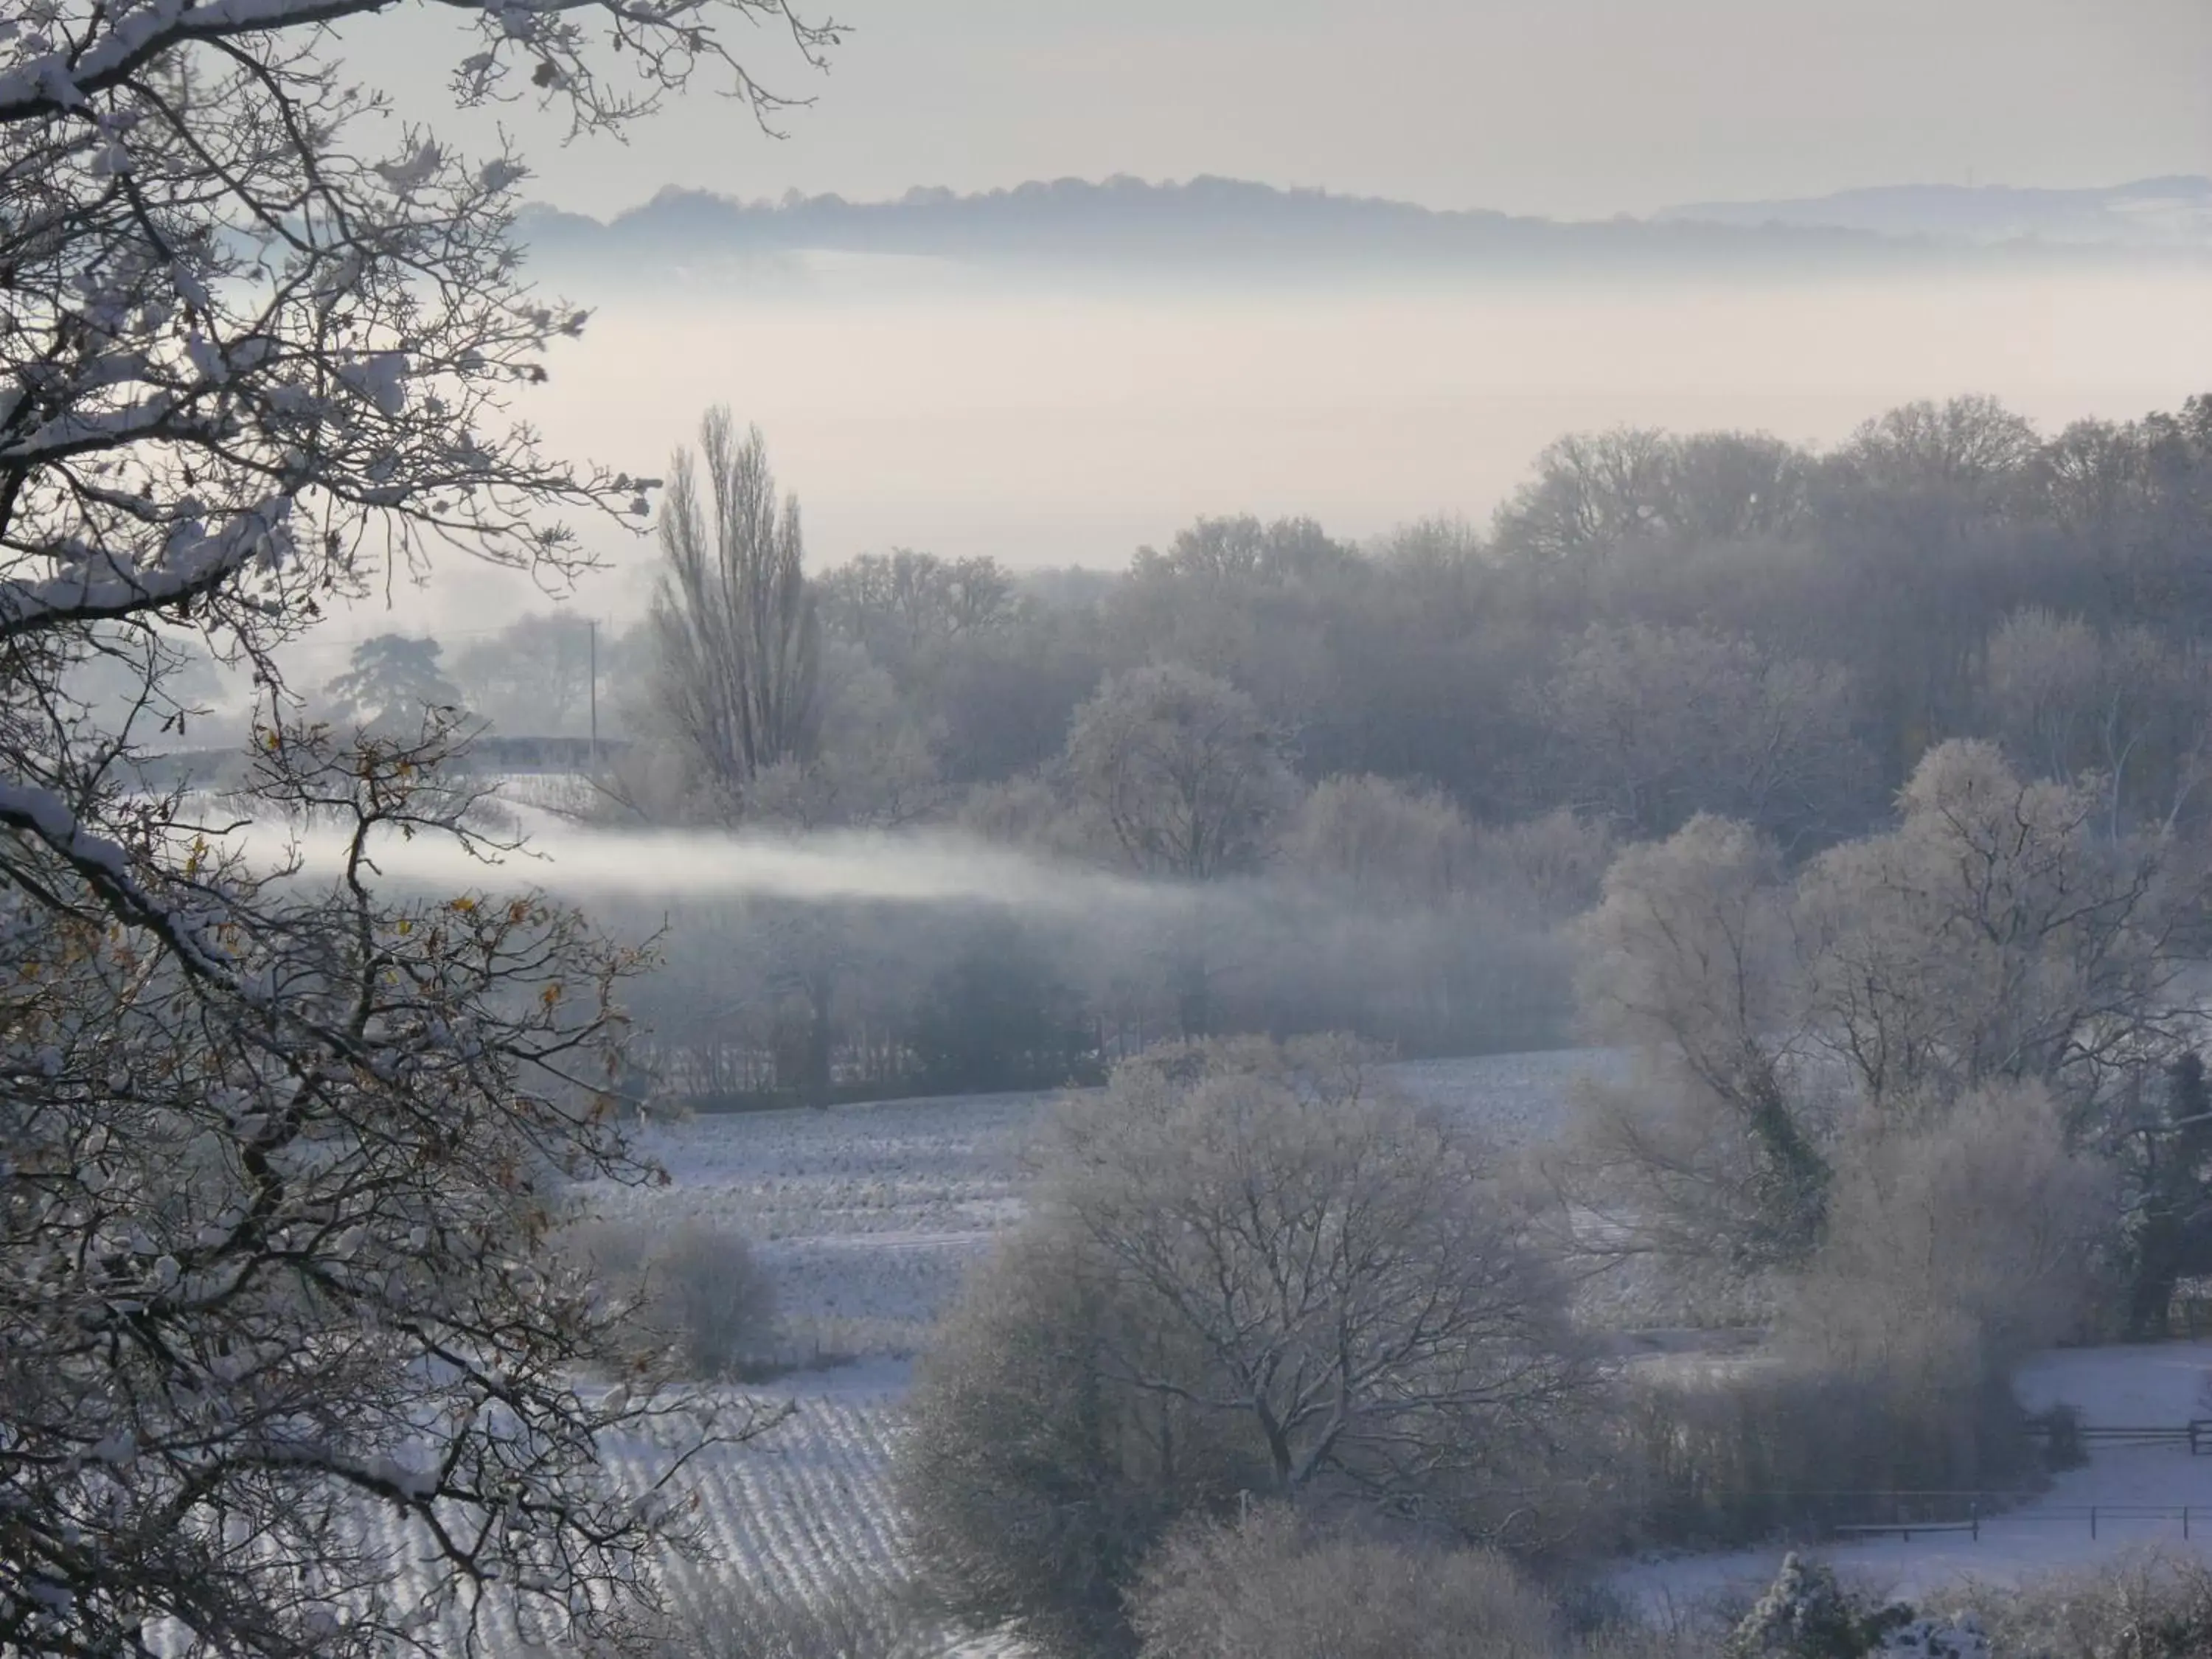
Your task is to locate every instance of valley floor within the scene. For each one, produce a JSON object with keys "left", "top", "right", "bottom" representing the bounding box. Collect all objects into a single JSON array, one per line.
[
  {"left": 573, "top": 1049, "right": 1614, "bottom": 1363},
  {"left": 555, "top": 1054, "right": 2203, "bottom": 1648}
]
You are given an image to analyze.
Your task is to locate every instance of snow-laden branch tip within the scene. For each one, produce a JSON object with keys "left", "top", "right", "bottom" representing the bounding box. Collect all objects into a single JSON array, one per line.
[{"left": 0, "top": 500, "right": 293, "bottom": 639}]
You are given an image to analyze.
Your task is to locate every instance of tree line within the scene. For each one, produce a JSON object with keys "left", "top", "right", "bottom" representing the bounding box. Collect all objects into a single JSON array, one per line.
[
  {"left": 394, "top": 389, "right": 2212, "bottom": 842},
  {"left": 356, "top": 390, "right": 2212, "bottom": 1100}
]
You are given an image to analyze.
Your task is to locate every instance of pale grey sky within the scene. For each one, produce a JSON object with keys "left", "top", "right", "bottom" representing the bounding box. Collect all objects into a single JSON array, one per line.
[{"left": 349, "top": 0, "right": 2212, "bottom": 219}]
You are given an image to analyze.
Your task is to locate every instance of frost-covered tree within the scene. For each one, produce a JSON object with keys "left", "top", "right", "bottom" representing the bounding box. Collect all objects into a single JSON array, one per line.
[
  {"left": 1565, "top": 740, "right": 2200, "bottom": 1304},
  {"left": 1464, "top": 808, "right": 1615, "bottom": 927},
  {"left": 1787, "top": 1082, "right": 2112, "bottom": 1388},
  {"left": 1277, "top": 772, "right": 1474, "bottom": 905},
  {"left": 1569, "top": 815, "right": 1831, "bottom": 1271},
  {"left": 815, "top": 547, "right": 1018, "bottom": 672},
  {"left": 1035, "top": 1037, "right": 1581, "bottom": 1506},
  {"left": 646, "top": 410, "right": 823, "bottom": 812},
  {"left": 0, "top": 0, "right": 832, "bottom": 1650},
  {"left": 1723, "top": 1554, "right": 1905, "bottom": 1659},
  {"left": 1980, "top": 608, "right": 2212, "bottom": 837},
  {"left": 902, "top": 1037, "right": 1587, "bottom": 1654},
  {"left": 1841, "top": 394, "right": 2041, "bottom": 493},
  {"left": 744, "top": 640, "right": 944, "bottom": 831},
  {"left": 1537, "top": 622, "right": 1864, "bottom": 845},
  {"left": 1491, "top": 427, "right": 1677, "bottom": 563},
  {"left": 1127, "top": 1506, "right": 1557, "bottom": 1659},
  {"left": 1797, "top": 740, "right": 2185, "bottom": 1114},
  {"left": 1487, "top": 427, "right": 1809, "bottom": 560},
  {"left": 1063, "top": 664, "right": 1292, "bottom": 1034},
  {"left": 1064, "top": 663, "right": 1292, "bottom": 883}
]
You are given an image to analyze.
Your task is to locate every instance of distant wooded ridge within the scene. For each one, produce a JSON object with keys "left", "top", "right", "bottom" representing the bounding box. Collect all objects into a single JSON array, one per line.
[{"left": 511, "top": 173, "right": 2212, "bottom": 279}]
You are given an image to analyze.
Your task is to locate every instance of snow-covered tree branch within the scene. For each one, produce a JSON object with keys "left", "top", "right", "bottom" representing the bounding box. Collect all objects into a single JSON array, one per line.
[{"left": 0, "top": 0, "right": 835, "bottom": 1651}]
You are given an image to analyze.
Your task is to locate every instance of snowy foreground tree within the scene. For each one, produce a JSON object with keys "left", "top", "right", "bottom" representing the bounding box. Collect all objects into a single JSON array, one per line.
[
  {"left": 0, "top": 0, "right": 833, "bottom": 1652},
  {"left": 901, "top": 1039, "right": 1589, "bottom": 1653}
]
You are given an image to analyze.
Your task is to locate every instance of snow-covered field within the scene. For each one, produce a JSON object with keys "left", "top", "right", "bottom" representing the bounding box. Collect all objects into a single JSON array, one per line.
[
  {"left": 421, "top": 1051, "right": 1606, "bottom": 1651},
  {"left": 375, "top": 1366, "right": 922, "bottom": 1655},
  {"left": 579, "top": 1088, "right": 1043, "bottom": 1362},
  {"left": 573, "top": 1049, "right": 1620, "bottom": 1362},
  {"left": 540, "top": 1050, "right": 2208, "bottom": 1648}
]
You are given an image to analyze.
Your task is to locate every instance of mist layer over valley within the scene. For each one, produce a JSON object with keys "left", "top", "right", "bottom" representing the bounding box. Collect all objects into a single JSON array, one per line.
[{"left": 390, "top": 262, "right": 2212, "bottom": 627}]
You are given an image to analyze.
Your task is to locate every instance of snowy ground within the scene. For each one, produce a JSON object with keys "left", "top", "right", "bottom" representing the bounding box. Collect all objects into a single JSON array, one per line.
[
  {"left": 448, "top": 1051, "right": 1611, "bottom": 1654},
  {"left": 551, "top": 1050, "right": 2212, "bottom": 1644},
  {"left": 1610, "top": 1343, "right": 2212, "bottom": 1617},
  {"left": 378, "top": 1362, "right": 945, "bottom": 1657},
  {"left": 570, "top": 1048, "right": 1618, "bottom": 1362},
  {"left": 575, "top": 1088, "right": 1044, "bottom": 1360}
]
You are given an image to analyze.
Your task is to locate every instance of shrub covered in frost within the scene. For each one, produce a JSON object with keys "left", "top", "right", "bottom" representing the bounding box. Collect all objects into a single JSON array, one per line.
[
  {"left": 1945, "top": 1550, "right": 2212, "bottom": 1659},
  {"left": 1127, "top": 1505, "right": 1559, "bottom": 1659},
  {"left": 1722, "top": 1554, "right": 1910, "bottom": 1659},
  {"left": 653, "top": 1221, "right": 782, "bottom": 1379},
  {"left": 558, "top": 1218, "right": 779, "bottom": 1380}
]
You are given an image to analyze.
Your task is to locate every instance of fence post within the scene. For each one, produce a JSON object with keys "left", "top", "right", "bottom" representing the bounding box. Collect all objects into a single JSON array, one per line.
[
  {"left": 2188, "top": 1506, "right": 2193, "bottom": 1541},
  {"left": 1971, "top": 1500, "right": 1980, "bottom": 1543}
]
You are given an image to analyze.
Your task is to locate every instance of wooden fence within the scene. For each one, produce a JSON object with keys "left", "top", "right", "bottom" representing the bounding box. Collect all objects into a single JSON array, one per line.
[
  {"left": 1829, "top": 1422, "right": 2212, "bottom": 1543},
  {"left": 2020, "top": 1419, "right": 2212, "bottom": 1455},
  {"left": 1838, "top": 1503, "right": 2212, "bottom": 1543}
]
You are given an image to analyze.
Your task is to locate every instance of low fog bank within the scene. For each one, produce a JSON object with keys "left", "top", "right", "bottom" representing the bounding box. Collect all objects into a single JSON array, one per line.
[
  {"left": 260, "top": 811, "right": 1581, "bottom": 1103},
  {"left": 373, "top": 265, "right": 2212, "bottom": 630},
  {"left": 279, "top": 816, "right": 1165, "bottom": 913},
  {"left": 139, "top": 264, "right": 2212, "bottom": 752}
]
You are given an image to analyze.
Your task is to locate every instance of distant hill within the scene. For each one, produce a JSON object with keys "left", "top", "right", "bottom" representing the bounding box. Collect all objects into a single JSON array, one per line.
[
  {"left": 511, "top": 174, "right": 2137, "bottom": 288},
  {"left": 1657, "top": 177, "right": 2212, "bottom": 248}
]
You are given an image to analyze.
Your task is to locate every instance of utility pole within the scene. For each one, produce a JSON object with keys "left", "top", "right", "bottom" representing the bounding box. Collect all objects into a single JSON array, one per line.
[{"left": 588, "top": 617, "right": 599, "bottom": 771}]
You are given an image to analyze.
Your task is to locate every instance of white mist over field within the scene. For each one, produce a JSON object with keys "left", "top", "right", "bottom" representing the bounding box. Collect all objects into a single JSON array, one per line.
[
  {"left": 340, "top": 263, "right": 2211, "bottom": 630},
  {"left": 265, "top": 815, "right": 1158, "bottom": 913}
]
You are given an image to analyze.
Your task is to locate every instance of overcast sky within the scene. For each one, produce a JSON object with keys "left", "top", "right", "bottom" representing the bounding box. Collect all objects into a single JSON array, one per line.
[{"left": 348, "top": 0, "right": 2212, "bottom": 219}]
